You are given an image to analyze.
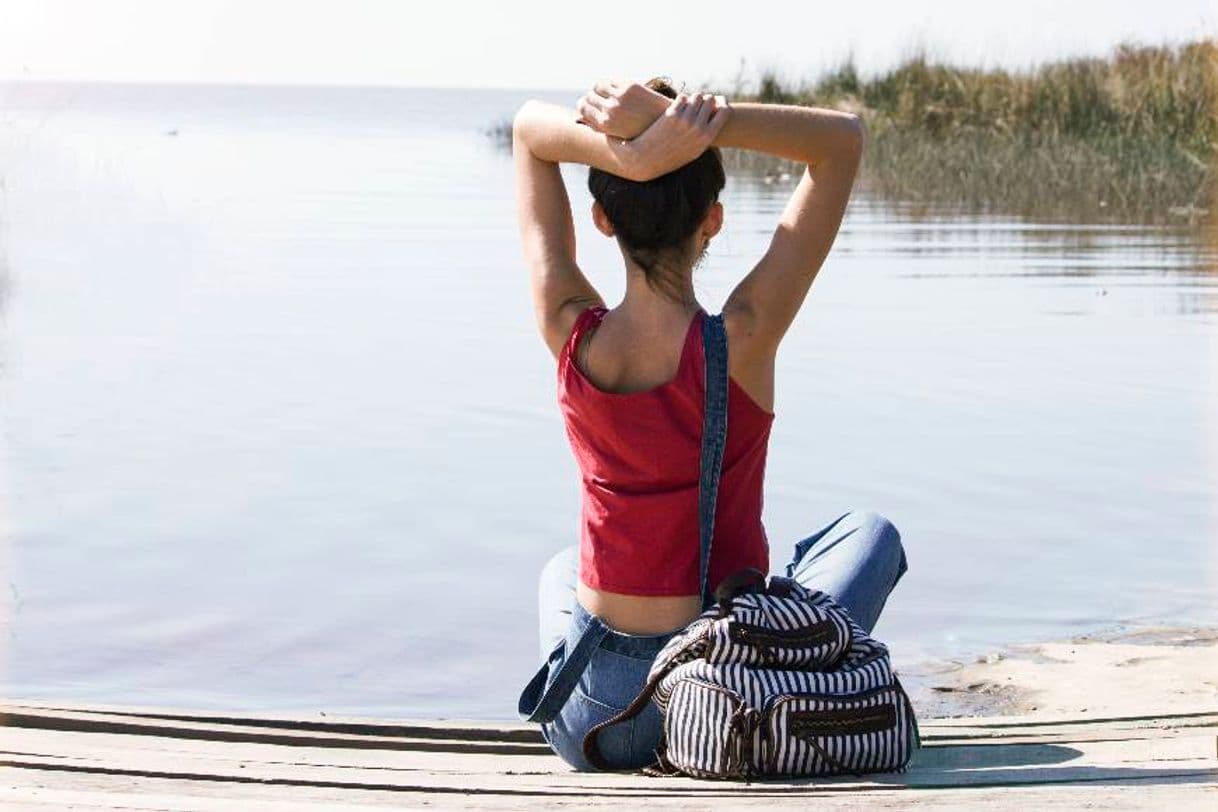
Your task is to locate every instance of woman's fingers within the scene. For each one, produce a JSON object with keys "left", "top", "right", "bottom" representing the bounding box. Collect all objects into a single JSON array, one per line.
[
  {"left": 684, "top": 94, "right": 716, "bottom": 130},
  {"left": 575, "top": 95, "right": 607, "bottom": 129},
  {"left": 706, "top": 97, "right": 731, "bottom": 139},
  {"left": 672, "top": 93, "right": 702, "bottom": 130},
  {"left": 580, "top": 92, "right": 608, "bottom": 114},
  {"left": 630, "top": 90, "right": 727, "bottom": 178},
  {"left": 682, "top": 93, "right": 706, "bottom": 123}
]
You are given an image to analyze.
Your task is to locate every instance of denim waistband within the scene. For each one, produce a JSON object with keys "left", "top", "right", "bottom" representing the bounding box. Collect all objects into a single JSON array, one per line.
[{"left": 571, "top": 598, "right": 680, "bottom": 659}]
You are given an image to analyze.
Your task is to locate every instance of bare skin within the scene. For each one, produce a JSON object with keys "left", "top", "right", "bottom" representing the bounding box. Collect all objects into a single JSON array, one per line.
[{"left": 514, "top": 81, "right": 863, "bottom": 634}]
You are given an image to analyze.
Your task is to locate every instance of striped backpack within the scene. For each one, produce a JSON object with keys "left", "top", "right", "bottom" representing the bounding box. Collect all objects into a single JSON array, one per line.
[
  {"left": 582, "top": 569, "right": 919, "bottom": 778},
  {"left": 581, "top": 313, "right": 918, "bottom": 778}
]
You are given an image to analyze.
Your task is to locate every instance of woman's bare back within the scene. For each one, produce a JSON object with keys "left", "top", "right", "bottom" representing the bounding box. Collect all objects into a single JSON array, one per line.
[{"left": 574, "top": 304, "right": 776, "bottom": 414}]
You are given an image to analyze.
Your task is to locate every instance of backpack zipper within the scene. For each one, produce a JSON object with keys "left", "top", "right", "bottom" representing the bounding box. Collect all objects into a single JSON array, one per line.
[
  {"left": 728, "top": 619, "right": 837, "bottom": 649},
  {"left": 762, "top": 685, "right": 902, "bottom": 774},
  {"left": 788, "top": 704, "right": 897, "bottom": 737}
]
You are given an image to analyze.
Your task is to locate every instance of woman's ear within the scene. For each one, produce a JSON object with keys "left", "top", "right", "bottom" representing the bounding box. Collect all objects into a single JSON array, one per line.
[
  {"left": 702, "top": 201, "right": 725, "bottom": 241},
  {"left": 591, "top": 201, "right": 615, "bottom": 237}
]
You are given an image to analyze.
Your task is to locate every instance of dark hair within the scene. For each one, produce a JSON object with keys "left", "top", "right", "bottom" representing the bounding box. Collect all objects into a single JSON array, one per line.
[{"left": 588, "top": 77, "right": 726, "bottom": 300}]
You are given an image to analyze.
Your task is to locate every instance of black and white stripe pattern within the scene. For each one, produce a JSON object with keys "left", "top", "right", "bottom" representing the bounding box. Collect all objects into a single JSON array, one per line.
[
  {"left": 766, "top": 687, "right": 912, "bottom": 775},
  {"left": 645, "top": 581, "right": 918, "bottom": 779},
  {"left": 661, "top": 680, "right": 743, "bottom": 778},
  {"left": 702, "top": 592, "right": 854, "bottom": 669}
]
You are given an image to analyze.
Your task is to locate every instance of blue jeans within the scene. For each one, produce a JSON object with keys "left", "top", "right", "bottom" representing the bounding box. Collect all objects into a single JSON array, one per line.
[{"left": 525, "top": 510, "right": 908, "bottom": 771}]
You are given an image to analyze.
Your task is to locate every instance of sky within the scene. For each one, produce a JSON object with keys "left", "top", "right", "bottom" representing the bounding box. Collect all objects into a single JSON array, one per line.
[{"left": 0, "top": 0, "right": 1213, "bottom": 90}]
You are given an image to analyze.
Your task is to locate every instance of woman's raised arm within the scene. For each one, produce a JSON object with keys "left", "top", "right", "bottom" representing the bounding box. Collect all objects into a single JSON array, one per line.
[
  {"left": 512, "top": 101, "right": 613, "bottom": 359},
  {"left": 514, "top": 100, "right": 646, "bottom": 181},
  {"left": 714, "top": 104, "right": 865, "bottom": 359},
  {"left": 514, "top": 95, "right": 730, "bottom": 183}
]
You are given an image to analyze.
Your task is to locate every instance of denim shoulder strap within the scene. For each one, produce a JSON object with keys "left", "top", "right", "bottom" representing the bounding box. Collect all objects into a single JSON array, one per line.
[
  {"left": 517, "top": 617, "right": 609, "bottom": 724},
  {"left": 698, "top": 312, "right": 729, "bottom": 610}
]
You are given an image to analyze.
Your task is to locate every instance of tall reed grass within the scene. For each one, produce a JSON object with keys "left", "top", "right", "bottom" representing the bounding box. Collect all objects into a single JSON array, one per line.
[{"left": 723, "top": 40, "right": 1215, "bottom": 224}]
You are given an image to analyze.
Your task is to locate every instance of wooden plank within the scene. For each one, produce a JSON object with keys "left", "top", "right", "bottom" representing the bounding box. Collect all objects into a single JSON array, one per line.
[
  {"left": 3, "top": 780, "right": 1217, "bottom": 812},
  {"left": 3, "top": 717, "right": 1214, "bottom": 791},
  {"left": 3, "top": 701, "right": 545, "bottom": 742},
  {"left": 10, "top": 701, "right": 1216, "bottom": 740},
  {"left": 1, "top": 702, "right": 1214, "bottom": 809}
]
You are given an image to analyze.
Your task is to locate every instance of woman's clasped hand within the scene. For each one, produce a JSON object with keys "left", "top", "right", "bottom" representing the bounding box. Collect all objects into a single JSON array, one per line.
[{"left": 576, "top": 80, "right": 731, "bottom": 181}]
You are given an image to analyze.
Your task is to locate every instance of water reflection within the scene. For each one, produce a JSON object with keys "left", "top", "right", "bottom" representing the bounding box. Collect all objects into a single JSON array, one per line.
[{"left": 0, "top": 84, "right": 1213, "bottom": 719}]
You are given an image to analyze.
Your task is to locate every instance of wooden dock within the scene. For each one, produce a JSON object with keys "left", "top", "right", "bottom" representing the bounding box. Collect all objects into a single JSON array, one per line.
[{"left": 1, "top": 701, "right": 1215, "bottom": 809}]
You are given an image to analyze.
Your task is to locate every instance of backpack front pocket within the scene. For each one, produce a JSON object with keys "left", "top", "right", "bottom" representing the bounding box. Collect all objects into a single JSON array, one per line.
[
  {"left": 763, "top": 686, "right": 913, "bottom": 776},
  {"left": 661, "top": 679, "right": 756, "bottom": 779}
]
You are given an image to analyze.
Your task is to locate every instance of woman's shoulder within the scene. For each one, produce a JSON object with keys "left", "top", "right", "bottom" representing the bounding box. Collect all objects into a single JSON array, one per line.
[
  {"left": 721, "top": 306, "right": 777, "bottom": 416},
  {"left": 539, "top": 296, "right": 607, "bottom": 362},
  {"left": 558, "top": 303, "right": 608, "bottom": 364}
]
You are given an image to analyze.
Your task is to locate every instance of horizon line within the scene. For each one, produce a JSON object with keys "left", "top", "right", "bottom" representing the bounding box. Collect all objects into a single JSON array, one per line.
[{"left": 0, "top": 76, "right": 586, "bottom": 95}]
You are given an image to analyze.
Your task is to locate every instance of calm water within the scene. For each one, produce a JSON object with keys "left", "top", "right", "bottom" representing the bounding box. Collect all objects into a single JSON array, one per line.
[{"left": 1, "top": 83, "right": 1215, "bottom": 719}]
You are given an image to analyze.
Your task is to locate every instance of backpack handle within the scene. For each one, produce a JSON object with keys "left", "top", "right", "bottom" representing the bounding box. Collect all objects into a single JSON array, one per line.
[
  {"left": 713, "top": 567, "right": 767, "bottom": 603},
  {"left": 581, "top": 657, "right": 676, "bottom": 770}
]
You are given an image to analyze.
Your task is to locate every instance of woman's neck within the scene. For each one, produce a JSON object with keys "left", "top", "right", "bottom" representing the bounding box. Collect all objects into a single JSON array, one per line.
[{"left": 618, "top": 266, "right": 700, "bottom": 327}]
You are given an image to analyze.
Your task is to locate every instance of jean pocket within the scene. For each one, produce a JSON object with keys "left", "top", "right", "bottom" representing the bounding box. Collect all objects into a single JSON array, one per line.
[
  {"left": 576, "top": 688, "right": 638, "bottom": 768},
  {"left": 543, "top": 686, "right": 633, "bottom": 771},
  {"left": 581, "top": 647, "right": 652, "bottom": 709}
]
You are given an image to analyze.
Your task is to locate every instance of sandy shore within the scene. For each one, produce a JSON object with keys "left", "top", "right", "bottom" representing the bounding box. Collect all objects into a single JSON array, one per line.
[{"left": 908, "top": 625, "right": 1218, "bottom": 719}]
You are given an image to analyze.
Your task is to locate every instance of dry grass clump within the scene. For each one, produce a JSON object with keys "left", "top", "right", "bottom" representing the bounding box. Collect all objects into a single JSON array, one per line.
[{"left": 724, "top": 40, "right": 1215, "bottom": 224}]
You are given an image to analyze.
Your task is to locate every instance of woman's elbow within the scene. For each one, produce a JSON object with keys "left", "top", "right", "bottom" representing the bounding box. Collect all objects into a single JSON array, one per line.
[
  {"left": 511, "top": 101, "right": 533, "bottom": 138},
  {"left": 843, "top": 113, "right": 866, "bottom": 159},
  {"left": 512, "top": 100, "right": 545, "bottom": 143}
]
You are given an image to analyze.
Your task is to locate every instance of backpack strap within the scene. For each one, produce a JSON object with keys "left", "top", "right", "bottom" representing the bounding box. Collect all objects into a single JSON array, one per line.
[
  {"left": 697, "top": 312, "right": 730, "bottom": 610},
  {"left": 517, "top": 618, "right": 610, "bottom": 724},
  {"left": 581, "top": 647, "right": 684, "bottom": 770},
  {"left": 582, "top": 311, "right": 730, "bottom": 769}
]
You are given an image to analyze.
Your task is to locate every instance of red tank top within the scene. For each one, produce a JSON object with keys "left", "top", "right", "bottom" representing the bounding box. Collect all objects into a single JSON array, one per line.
[{"left": 558, "top": 305, "right": 774, "bottom": 596}]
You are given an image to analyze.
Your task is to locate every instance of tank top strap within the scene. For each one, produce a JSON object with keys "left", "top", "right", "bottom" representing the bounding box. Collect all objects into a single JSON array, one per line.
[
  {"left": 674, "top": 308, "right": 707, "bottom": 382},
  {"left": 560, "top": 305, "right": 608, "bottom": 372}
]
